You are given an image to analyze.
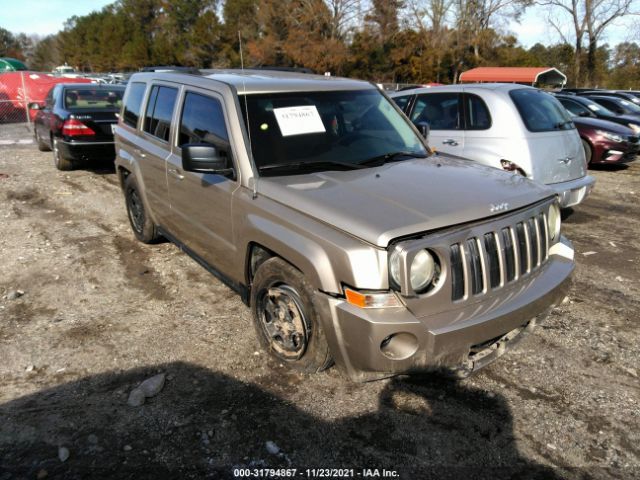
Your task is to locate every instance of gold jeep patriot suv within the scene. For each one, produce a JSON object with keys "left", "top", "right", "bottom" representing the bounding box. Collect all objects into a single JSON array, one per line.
[{"left": 114, "top": 69, "right": 574, "bottom": 381}]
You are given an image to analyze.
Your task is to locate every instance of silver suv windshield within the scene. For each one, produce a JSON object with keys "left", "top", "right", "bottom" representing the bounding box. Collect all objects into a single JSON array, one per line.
[{"left": 240, "top": 89, "right": 428, "bottom": 176}]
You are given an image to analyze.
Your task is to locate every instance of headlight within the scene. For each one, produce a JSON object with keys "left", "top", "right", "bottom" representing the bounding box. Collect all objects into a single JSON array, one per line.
[
  {"left": 410, "top": 250, "right": 436, "bottom": 292},
  {"left": 389, "top": 249, "right": 401, "bottom": 287},
  {"left": 628, "top": 123, "right": 640, "bottom": 134},
  {"left": 597, "top": 130, "right": 623, "bottom": 143},
  {"left": 547, "top": 203, "right": 561, "bottom": 243}
]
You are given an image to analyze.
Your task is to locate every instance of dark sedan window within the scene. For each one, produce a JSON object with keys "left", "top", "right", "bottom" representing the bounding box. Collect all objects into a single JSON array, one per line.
[
  {"left": 123, "top": 82, "right": 147, "bottom": 128},
  {"left": 63, "top": 88, "right": 123, "bottom": 110},
  {"left": 510, "top": 89, "right": 575, "bottom": 132},
  {"left": 143, "top": 85, "right": 178, "bottom": 142},
  {"left": 560, "top": 99, "right": 591, "bottom": 116}
]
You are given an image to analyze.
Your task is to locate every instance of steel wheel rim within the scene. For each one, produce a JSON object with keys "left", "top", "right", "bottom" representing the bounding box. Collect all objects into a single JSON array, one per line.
[
  {"left": 127, "top": 188, "right": 144, "bottom": 233},
  {"left": 257, "top": 284, "right": 309, "bottom": 360}
]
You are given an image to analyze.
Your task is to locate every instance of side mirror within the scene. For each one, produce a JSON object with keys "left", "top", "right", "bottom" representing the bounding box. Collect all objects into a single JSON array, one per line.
[
  {"left": 414, "top": 121, "right": 430, "bottom": 140},
  {"left": 28, "top": 102, "right": 42, "bottom": 110},
  {"left": 181, "top": 143, "right": 234, "bottom": 176}
]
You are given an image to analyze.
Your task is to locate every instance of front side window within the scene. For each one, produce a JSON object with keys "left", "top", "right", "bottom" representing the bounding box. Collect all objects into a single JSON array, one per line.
[
  {"left": 510, "top": 89, "right": 575, "bottom": 132},
  {"left": 392, "top": 95, "right": 411, "bottom": 113},
  {"left": 411, "top": 93, "right": 460, "bottom": 130},
  {"left": 465, "top": 93, "right": 491, "bottom": 130},
  {"left": 63, "top": 88, "right": 124, "bottom": 110},
  {"left": 240, "top": 89, "right": 427, "bottom": 176},
  {"left": 122, "top": 82, "right": 147, "bottom": 128},
  {"left": 560, "top": 99, "right": 590, "bottom": 116},
  {"left": 143, "top": 85, "right": 178, "bottom": 142},
  {"left": 178, "top": 92, "right": 229, "bottom": 147}
]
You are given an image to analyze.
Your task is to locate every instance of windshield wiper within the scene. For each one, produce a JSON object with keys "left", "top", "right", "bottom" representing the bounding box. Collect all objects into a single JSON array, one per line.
[
  {"left": 359, "top": 150, "right": 428, "bottom": 167},
  {"left": 258, "top": 159, "right": 369, "bottom": 173}
]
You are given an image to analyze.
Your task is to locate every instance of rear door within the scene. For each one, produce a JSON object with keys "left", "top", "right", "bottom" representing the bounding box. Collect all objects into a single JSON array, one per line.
[
  {"left": 461, "top": 92, "right": 492, "bottom": 161},
  {"left": 409, "top": 92, "right": 463, "bottom": 154},
  {"left": 510, "top": 89, "right": 586, "bottom": 184}
]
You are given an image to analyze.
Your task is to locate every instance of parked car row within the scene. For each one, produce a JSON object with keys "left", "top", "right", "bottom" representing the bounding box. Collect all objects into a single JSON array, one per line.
[{"left": 26, "top": 69, "right": 579, "bottom": 382}]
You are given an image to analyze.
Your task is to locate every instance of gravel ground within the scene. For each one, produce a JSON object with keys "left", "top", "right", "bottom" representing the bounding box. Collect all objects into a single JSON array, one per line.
[{"left": 0, "top": 127, "right": 638, "bottom": 479}]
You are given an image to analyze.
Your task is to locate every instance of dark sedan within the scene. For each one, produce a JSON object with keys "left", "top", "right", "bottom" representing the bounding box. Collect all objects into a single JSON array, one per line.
[
  {"left": 30, "top": 84, "right": 125, "bottom": 170},
  {"left": 555, "top": 94, "right": 640, "bottom": 135},
  {"left": 570, "top": 114, "right": 639, "bottom": 165},
  {"left": 585, "top": 95, "right": 640, "bottom": 118}
]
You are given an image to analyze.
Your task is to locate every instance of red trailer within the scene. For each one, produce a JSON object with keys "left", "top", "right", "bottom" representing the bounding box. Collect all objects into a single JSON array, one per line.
[{"left": 0, "top": 72, "right": 93, "bottom": 123}]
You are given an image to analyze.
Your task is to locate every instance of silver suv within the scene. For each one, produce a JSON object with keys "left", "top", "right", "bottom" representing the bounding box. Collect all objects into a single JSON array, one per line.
[
  {"left": 115, "top": 70, "right": 574, "bottom": 381},
  {"left": 390, "top": 84, "right": 595, "bottom": 208}
]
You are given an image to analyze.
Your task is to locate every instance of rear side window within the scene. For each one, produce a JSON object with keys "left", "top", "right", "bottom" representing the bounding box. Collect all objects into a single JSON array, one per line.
[
  {"left": 465, "top": 94, "right": 491, "bottom": 130},
  {"left": 143, "top": 85, "right": 178, "bottom": 142},
  {"left": 509, "top": 89, "right": 574, "bottom": 132},
  {"left": 178, "top": 92, "right": 229, "bottom": 147},
  {"left": 392, "top": 95, "right": 411, "bottom": 113},
  {"left": 122, "top": 82, "right": 146, "bottom": 128},
  {"left": 560, "top": 99, "right": 590, "bottom": 116},
  {"left": 411, "top": 93, "right": 460, "bottom": 130}
]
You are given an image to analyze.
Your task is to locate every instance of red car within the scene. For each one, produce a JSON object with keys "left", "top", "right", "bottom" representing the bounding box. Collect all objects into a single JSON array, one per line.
[{"left": 571, "top": 115, "right": 639, "bottom": 165}]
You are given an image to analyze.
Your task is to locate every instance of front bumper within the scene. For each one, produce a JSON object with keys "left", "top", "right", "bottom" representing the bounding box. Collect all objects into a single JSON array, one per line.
[
  {"left": 547, "top": 175, "right": 595, "bottom": 208},
  {"left": 594, "top": 140, "right": 639, "bottom": 164},
  {"left": 317, "top": 237, "right": 574, "bottom": 382},
  {"left": 58, "top": 139, "right": 116, "bottom": 163}
]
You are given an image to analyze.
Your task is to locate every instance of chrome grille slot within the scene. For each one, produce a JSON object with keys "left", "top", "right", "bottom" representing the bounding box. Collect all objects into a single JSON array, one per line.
[
  {"left": 484, "top": 233, "right": 501, "bottom": 289},
  {"left": 501, "top": 227, "right": 516, "bottom": 282},
  {"left": 527, "top": 217, "right": 539, "bottom": 268},
  {"left": 515, "top": 222, "right": 528, "bottom": 274},
  {"left": 450, "top": 244, "right": 465, "bottom": 301},
  {"left": 538, "top": 213, "right": 548, "bottom": 260},
  {"left": 466, "top": 238, "right": 484, "bottom": 295}
]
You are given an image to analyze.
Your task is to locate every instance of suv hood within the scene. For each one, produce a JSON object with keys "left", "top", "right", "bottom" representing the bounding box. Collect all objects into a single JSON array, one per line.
[{"left": 257, "top": 156, "right": 552, "bottom": 247}]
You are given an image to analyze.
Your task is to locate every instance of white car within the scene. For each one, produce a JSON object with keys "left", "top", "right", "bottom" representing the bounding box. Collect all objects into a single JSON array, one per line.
[{"left": 390, "top": 83, "right": 595, "bottom": 208}]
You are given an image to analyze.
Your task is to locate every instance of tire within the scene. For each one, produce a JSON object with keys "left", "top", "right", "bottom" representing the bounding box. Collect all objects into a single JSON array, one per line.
[
  {"left": 251, "top": 257, "right": 333, "bottom": 373},
  {"left": 123, "top": 174, "right": 159, "bottom": 243},
  {"left": 52, "top": 137, "right": 73, "bottom": 170},
  {"left": 35, "top": 129, "right": 51, "bottom": 152},
  {"left": 581, "top": 139, "right": 593, "bottom": 165}
]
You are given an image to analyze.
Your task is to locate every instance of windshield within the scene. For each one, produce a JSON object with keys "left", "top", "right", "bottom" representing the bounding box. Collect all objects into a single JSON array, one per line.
[
  {"left": 240, "top": 89, "right": 427, "bottom": 176},
  {"left": 617, "top": 98, "right": 640, "bottom": 114},
  {"left": 64, "top": 88, "right": 124, "bottom": 110},
  {"left": 510, "top": 89, "right": 575, "bottom": 132}
]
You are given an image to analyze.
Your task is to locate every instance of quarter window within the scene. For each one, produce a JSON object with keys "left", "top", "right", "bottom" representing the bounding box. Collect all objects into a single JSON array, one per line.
[
  {"left": 122, "top": 82, "right": 147, "bottom": 128},
  {"left": 411, "top": 93, "right": 460, "bottom": 130},
  {"left": 143, "top": 85, "right": 178, "bottom": 142},
  {"left": 178, "top": 92, "right": 229, "bottom": 147},
  {"left": 465, "top": 94, "right": 491, "bottom": 130}
]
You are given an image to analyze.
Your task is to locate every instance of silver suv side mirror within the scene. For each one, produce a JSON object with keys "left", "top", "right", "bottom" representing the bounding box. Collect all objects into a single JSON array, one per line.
[{"left": 181, "top": 144, "right": 234, "bottom": 177}]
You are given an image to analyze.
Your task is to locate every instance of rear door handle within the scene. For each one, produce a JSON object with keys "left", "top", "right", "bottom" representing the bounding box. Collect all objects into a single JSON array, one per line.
[
  {"left": 442, "top": 139, "right": 459, "bottom": 146},
  {"left": 133, "top": 148, "right": 146, "bottom": 158},
  {"left": 168, "top": 167, "right": 184, "bottom": 180}
]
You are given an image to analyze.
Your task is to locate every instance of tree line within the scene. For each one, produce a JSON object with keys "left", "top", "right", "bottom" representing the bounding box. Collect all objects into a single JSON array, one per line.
[{"left": 1, "top": 0, "right": 638, "bottom": 88}]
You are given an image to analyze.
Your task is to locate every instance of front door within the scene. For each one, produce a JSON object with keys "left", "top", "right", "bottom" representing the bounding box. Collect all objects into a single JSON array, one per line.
[
  {"left": 165, "top": 89, "right": 238, "bottom": 278},
  {"left": 410, "top": 92, "right": 464, "bottom": 155}
]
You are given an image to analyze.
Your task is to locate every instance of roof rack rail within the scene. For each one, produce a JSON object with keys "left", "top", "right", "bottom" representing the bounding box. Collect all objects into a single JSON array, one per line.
[
  {"left": 139, "top": 66, "right": 202, "bottom": 74},
  {"left": 249, "top": 66, "right": 315, "bottom": 74}
]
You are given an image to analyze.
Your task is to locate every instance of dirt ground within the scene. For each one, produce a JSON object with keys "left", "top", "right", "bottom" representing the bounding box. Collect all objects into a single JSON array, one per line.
[{"left": 0, "top": 124, "right": 638, "bottom": 479}]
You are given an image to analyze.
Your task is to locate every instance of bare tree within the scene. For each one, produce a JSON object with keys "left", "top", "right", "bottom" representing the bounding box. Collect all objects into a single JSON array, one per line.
[{"left": 538, "top": 0, "right": 636, "bottom": 85}]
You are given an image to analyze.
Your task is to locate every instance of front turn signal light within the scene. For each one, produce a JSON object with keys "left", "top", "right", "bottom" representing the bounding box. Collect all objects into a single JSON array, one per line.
[{"left": 344, "top": 288, "right": 402, "bottom": 309}]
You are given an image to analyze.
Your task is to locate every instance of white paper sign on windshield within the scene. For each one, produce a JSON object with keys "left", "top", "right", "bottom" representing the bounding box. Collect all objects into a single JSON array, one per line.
[{"left": 273, "top": 106, "right": 326, "bottom": 137}]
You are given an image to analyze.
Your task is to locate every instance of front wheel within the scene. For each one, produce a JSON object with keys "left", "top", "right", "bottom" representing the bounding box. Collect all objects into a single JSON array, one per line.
[
  {"left": 52, "top": 138, "right": 73, "bottom": 170},
  {"left": 581, "top": 139, "right": 593, "bottom": 165},
  {"left": 251, "top": 257, "right": 332, "bottom": 373}
]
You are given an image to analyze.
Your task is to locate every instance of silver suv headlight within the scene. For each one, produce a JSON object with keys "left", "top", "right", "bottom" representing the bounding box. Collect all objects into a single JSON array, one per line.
[
  {"left": 548, "top": 202, "right": 561, "bottom": 243},
  {"left": 389, "top": 248, "right": 440, "bottom": 293}
]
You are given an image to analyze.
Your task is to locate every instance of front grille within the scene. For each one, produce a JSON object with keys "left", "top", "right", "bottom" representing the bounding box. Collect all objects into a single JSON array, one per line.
[{"left": 450, "top": 212, "right": 549, "bottom": 301}]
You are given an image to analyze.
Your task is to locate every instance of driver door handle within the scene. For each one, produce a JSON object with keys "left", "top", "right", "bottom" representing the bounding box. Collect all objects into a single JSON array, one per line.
[
  {"left": 168, "top": 167, "right": 184, "bottom": 180},
  {"left": 442, "top": 139, "right": 459, "bottom": 146}
]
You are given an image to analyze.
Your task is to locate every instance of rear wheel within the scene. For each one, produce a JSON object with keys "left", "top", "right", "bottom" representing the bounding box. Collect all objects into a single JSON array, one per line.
[
  {"left": 52, "top": 137, "right": 73, "bottom": 171},
  {"left": 124, "top": 174, "right": 158, "bottom": 243},
  {"left": 581, "top": 139, "right": 593, "bottom": 165},
  {"left": 251, "top": 257, "right": 332, "bottom": 373},
  {"left": 35, "top": 129, "right": 51, "bottom": 152}
]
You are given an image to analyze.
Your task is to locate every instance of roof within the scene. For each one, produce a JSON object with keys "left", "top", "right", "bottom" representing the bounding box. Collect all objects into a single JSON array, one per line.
[
  {"left": 459, "top": 67, "right": 567, "bottom": 85},
  {"left": 0, "top": 58, "right": 28, "bottom": 72},
  {"left": 130, "top": 69, "right": 374, "bottom": 94},
  {"left": 388, "top": 82, "right": 534, "bottom": 97}
]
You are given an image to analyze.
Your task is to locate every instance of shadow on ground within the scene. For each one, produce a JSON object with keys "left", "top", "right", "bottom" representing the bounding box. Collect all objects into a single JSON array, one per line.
[{"left": 0, "top": 363, "right": 563, "bottom": 479}]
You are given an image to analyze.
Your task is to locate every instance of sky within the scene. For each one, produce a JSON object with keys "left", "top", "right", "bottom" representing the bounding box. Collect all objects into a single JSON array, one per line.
[{"left": 0, "top": 0, "right": 636, "bottom": 47}]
